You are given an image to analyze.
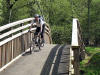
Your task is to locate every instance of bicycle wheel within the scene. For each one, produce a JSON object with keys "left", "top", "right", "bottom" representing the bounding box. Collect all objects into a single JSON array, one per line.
[
  {"left": 41, "top": 43, "right": 44, "bottom": 47},
  {"left": 30, "top": 38, "right": 35, "bottom": 53},
  {"left": 37, "top": 37, "right": 41, "bottom": 50}
]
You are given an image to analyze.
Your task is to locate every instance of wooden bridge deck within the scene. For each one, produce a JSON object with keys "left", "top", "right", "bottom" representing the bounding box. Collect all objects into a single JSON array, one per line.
[{"left": 0, "top": 44, "right": 70, "bottom": 75}]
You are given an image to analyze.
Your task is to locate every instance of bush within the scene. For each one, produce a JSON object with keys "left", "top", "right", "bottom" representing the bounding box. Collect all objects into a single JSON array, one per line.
[
  {"left": 80, "top": 47, "right": 100, "bottom": 75},
  {"left": 51, "top": 25, "right": 71, "bottom": 44}
]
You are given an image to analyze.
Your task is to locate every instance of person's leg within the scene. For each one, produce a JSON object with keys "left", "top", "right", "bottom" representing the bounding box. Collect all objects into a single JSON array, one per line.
[
  {"left": 41, "top": 32, "right": 44, "bottom": 43},
  {"left": 34, "top": 27, "right": 40, "bottom": 43},
  {"left": 41, "top": 24, "right": 45, "bottom": 43}
]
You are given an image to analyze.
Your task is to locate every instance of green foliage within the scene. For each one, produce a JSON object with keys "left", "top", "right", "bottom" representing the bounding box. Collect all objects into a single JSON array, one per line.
[
  {"left": 48, "top": 0, "right": 72, "bottom": 25},
  {"left": 89, "top": 1, "right": 100, "bottom": 44},
  {"left": 86, "top": 47, "right": 100, "bottom": 54},
  {"left": 51, "top": 25, "right": 72, "bottom": 44},
  {"left": 0, "top": 0, "right": 3, "bottom": 22},
  {"left": 81, "top": 0, "right": 100, "bottom": 46},
  {"left": 80, "top": 47, "right": 100, "bottom": 75},
  {"left": 0, "top": 0, "right": 36, "bottom": 25},
  {"left": 70, "top": 0, "right": 100, "bottom": 46},
  {"left": 0, "top": 0, "right": 100, "bottom": 45},
  {"left": 83, "top": 52, "right": 100, "bottom": 75}
]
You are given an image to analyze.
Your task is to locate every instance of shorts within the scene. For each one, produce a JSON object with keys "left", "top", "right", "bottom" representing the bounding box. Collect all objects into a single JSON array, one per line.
[
  {"left": 34, "top": 24, "right": 45, "bottom": 38},
  {"left": 34, "top": 27, "right": 40, "bottom": 36}
]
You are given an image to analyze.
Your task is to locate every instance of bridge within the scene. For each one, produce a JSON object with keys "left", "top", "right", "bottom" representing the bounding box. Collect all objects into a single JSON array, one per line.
[{"left": 0, "top": 18, "right": 85, "bottom": 75}]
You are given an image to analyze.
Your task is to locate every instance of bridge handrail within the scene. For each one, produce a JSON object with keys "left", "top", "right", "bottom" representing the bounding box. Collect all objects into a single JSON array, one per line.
[
  {"left": 71, "top": 18, "right": 85, "bottom": 52},
  {"left": 0, "top": 18, "right": 33, "bottom": 32},
  {"left": 0, "top": 24, "right": 31, "bottom": 39},
  {"left": 70, "top": 18, "right": 85, "bottom": 75},
  {"left": 0, "top": 18, "right": 50, "bottom": 46}
]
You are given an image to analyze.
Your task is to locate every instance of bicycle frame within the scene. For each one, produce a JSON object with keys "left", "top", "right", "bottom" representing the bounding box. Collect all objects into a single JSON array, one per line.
[
  {"left": 29, "top": 31, "right": 42, "bottom": 53},
  {"left": 35, "top": 34, "right": 41, "bottom": 50}
]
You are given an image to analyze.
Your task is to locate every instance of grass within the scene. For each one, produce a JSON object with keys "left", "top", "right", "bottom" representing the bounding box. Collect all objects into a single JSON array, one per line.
[
  {"left": 80, "top": 46, "right": 100, "bottom": 75},
  {"left": 93, "top": 0, "right": 100, "bottom": 2}
]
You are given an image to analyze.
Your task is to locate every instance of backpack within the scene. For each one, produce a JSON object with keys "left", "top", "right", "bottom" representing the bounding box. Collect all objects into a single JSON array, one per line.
[{"left": 39, "top": 16, "right": 44, "bottom": 21}]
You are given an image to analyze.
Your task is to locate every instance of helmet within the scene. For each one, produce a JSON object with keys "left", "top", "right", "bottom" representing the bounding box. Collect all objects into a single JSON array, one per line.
[{"left": 34, "top": 14, "right": 39, "bottom": 18}]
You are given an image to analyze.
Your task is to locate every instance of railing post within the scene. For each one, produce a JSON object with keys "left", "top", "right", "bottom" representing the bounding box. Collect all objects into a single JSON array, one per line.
[
  {"left": 72, "top": 47, "right": 80, "bottom": 75},
  {"left": 20, "top": 23, "right": 25, "bottom": 52},
  {"left": 11, "top": 34, "right": 14, "bottom": 60},
  {"left": 0, "top": 46, "right": 2, "bottom": 67}
]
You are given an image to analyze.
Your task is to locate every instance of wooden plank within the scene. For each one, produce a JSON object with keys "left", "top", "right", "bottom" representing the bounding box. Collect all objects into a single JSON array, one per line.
[
  {"left": 20, "top": 35, "right": 25, "bottom": 52},
  {"left": 17, "top": 37, "right": 20, "bottom": 54},
  {"left": 20, "top": 36, "right": 23, "bottom": 52},
  {"left": 13, "top": 39, "right": 16, "bottom": 58},
  {"left": 23, "top": 34, "right": 26, "bottom": 50},
  {"left": 6, "top": 41, "right": 12, "bottom": 64},
  {"left": 15, "top": 38, "right": 17, "bottom": 58},
  {"left": 19, "top": 36, "right": 21, "bottom": 53},
  {"left": 1, "top": 45, "right": 6, "bottom": 67},
  {"left": 28, "top": 32, "right": 31, "bottom": 48},
  {"left": 19, "top": 36, "right": 22, "bottom": 53},
  {"left": 27, "top": 33, "right": 29, "bottom": 49},
  {"left": 9, "top": 41, "right": 12, "bottom": 61},
  {"left": 15, "top": 37, "right": 20, "bottom": 57},
  {"left": 14, "top": 38, "right": 17, "bottom": 58},
  {"left": 0, "top": 46, "right": 2, "bottom": 67},
  {"left": 26, "top": 33, "right": 28, "bottom": 49},
  {"left": 6, "top": 42, "right": 10, "bottom": 64},
  {"left": 11, "top": 40, "right": 13, "bottom": 60},
  {"left": 16, "top": 37, "right": 20, "bottom": 56},
  {"left": 24, "top": 34, "right": 27, "bottom": 50}
]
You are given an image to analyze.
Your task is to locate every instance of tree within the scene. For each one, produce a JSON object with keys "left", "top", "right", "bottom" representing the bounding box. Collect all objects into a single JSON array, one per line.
[
  {"left": 1, "top": 0, "right": 36, "bottom": 25},
  {"left": 0, "top": 0, "right": 3, "bottom": 25}
]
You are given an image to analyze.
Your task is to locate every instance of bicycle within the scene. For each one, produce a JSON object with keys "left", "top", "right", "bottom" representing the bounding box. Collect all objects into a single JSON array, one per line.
[
  {"left": 29, "top": 31, "right": 43, "bottom": 54},
  {"left": 34, "top": 33, "right": 45, "bottom": 49}
]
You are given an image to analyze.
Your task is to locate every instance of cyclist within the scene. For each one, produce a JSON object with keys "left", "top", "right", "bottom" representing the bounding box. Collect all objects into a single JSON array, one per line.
[{"left": 29, "top": 14, "right": 45, "bottom": 44}]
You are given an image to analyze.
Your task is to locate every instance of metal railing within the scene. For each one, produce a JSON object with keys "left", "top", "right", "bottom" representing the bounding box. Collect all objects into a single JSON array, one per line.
[
  {"left": 69, "top": 18, "right": 85, "bottom": 75},
  {"left": 0, "top": 18, "right": 52, "bottom": 69}
]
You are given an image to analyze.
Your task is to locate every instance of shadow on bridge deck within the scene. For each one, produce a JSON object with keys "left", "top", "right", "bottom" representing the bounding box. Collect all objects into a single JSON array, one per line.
[
  {"left": 0, "top": 44, "right": 70, "bottom": 75},
  {"left": 41, "top": 44, "right": 70, "bottom": 75}
]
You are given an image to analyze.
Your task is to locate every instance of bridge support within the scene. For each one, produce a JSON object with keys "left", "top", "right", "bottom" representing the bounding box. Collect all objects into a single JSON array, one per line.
[
  {"left": 69, "top": 46, "right": 80, "bottom": 75},
  {"left": 72, "top": 47, "right": 80, "bottom": 75}
]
